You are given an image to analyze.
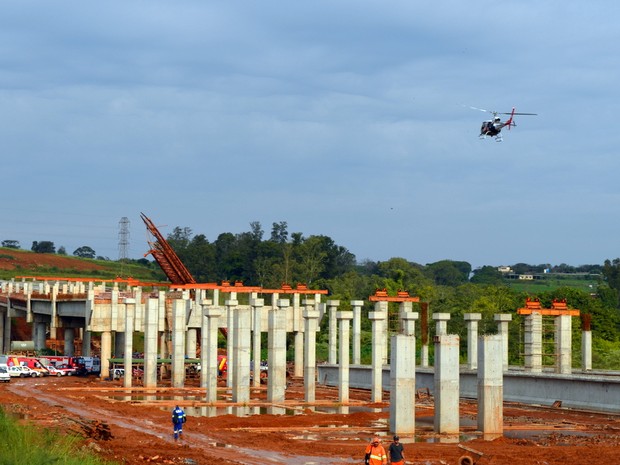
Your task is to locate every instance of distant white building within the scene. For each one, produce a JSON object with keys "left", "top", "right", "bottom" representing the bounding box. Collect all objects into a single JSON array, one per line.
[
  {"left": 497, "top": 266, "right": 512, "bottom": 273},
  {"left": 518, "top": 274, "right": 534, "bottom": 280}
]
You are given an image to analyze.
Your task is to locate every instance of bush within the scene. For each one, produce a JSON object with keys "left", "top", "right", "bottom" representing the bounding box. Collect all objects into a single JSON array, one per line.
[{"left": 0, "top": 407, "right": 118, "bottom": 465}]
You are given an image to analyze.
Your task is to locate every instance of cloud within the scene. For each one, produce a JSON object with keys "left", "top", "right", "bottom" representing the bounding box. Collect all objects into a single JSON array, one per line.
[{"left": 0, "top": 1, "right": 619, "bottom": 268}]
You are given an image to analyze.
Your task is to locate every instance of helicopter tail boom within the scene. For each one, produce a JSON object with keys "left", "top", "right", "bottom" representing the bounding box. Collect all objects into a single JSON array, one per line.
[{"left": 505, "top": 107, "right": 516, "bottom": 130}]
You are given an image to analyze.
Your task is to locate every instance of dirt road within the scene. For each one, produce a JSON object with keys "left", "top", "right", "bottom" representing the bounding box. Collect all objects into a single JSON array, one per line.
[{"left": 2, "top": 375, "right": 620, "bottom": 465}]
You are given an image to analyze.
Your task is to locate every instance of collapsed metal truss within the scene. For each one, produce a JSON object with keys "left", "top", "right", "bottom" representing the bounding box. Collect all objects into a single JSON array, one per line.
[{"left": 140, "top": 213, "right": 196, "bottom": 285}]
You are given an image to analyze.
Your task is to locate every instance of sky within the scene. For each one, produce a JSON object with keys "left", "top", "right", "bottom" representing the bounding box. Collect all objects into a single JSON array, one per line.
[{"left": 1, "top": 1, "right": 619, "bottom": 270}]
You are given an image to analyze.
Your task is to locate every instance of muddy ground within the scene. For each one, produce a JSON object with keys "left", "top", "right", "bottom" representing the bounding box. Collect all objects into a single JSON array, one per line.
[{"left": 2, "top": 374, "right": 620, "bottom": 465}]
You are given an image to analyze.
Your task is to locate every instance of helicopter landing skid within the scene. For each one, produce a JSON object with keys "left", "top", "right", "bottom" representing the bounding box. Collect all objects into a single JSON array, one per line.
[{"left": 479, "top": 134, "right": 503, "bottom": 142}]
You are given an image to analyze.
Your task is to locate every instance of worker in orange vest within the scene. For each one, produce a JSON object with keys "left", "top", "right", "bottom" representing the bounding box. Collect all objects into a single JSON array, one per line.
[{"left": 365, "top": 436, "right": 388, "bottom": 465}]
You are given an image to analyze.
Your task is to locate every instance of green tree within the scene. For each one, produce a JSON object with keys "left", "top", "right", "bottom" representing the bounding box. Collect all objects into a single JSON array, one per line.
[
  {"left": 471, "top": 266, "right": 504, "bottom": 284},
  {"left": 1, "top": 240, "right": 20, "bottom": 249},
  {"left": 167, "top": 227, "right": 193, "bottom": 252},
  {"left": 73, "top": 246, "right": 96, "bottom": 259},
  {"left": 426, "top": 260, "right": 471, "bottom": 286},
  {"left": 270, "top": 221, "right": 288, "bottom": 243},
  {"left": 295, "top": 236, "right": 327, "bottom": 284},
  {"left": 214, "top": 232, "right": 243, "bottom": 281},
  {"left": 185, "top": 234, "right": 216, "bottom": 282},
  {"left": 31, "top": 241, "right": 55, "bottom": 254},
  {"left": 602, "top": 258, "right": 620, "bottom": 298}
]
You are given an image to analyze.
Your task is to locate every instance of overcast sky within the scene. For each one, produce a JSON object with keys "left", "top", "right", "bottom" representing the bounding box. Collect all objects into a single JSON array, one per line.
[{"left": 1, "top": 2, "right": 619, "bottom": 270}]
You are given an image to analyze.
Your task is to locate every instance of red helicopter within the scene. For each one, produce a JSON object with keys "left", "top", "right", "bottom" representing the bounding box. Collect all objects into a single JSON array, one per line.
[{"left": 470, "top": 106, "right": 537, "bottom": 142}]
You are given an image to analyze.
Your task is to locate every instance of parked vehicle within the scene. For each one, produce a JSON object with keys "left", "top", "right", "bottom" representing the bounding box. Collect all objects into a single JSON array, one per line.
[
  {"left": 15, "top": 357, "right": 50, "bottom": 376},
  {"left": 111, "top": 368, "right": 124, "bottom": 380},
  {"left": 46, "top": 366, "right": 63, "bottom": 377},
  {"left": 19, "top": 366, "right": 42, "bottom": 378},
  {"left": 74, "top": 357, "right": 101, "bottom": 375},
  {"left": 38, "top": 356, "right": 78, "bottom": 369},
  {"left": 8, "top": 366, "right": 30, "bottom": 378},
  {"left": 54, "top": 364, "right": 77, "bottom": 376},
  {"left": 0, "top": 366, "right": 10, "bottom": 383}
]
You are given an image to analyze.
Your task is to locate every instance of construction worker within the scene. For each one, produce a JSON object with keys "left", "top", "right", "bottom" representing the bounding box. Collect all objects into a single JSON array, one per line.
[
  {"left": 388, "top": 435, "right": 405, "bottom": 465},
  {"left": 365, "top": 436, "right": 388, "bottom": 465},
  {"left": 171, "top": 405, "right": 186, "bottom": 440}
]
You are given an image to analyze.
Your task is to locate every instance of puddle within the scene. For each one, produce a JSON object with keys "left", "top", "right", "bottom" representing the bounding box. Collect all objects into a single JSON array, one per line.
[{"left": 504, "top": 429, "right": 595, "bottom": 439}]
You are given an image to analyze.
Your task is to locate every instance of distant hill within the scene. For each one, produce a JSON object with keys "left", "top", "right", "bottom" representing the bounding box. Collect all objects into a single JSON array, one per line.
[{"left": 0, "top": 247, "right": 164, "bottom": 282}]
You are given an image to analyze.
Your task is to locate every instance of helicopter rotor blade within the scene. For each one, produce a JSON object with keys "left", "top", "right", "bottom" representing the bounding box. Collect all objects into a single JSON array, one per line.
[
  {"left": 467, "top": 105, "right": 537, "bottom": 117},
  {"left": 497, "top": 111, "right": 537, "bottom": 116},
  {"left": 468, "top": 106, "right": 493, "bottom": 113}
]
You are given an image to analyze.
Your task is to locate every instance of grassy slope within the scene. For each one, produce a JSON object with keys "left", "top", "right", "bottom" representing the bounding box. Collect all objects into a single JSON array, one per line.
[{"left": 0, "top": 247, "right": 165, "bottom": 282}]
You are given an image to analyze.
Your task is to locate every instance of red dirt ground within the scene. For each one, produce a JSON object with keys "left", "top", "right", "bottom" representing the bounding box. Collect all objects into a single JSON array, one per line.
[
  {"left": 2, "top": 375, "right": 619, "bottom": 465},
  {"left": 0, "top": 248, "right": 105, "bottom": 272}
]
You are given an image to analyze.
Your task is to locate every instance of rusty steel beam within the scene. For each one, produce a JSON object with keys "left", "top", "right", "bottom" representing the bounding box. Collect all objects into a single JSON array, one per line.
[{"left": 141, "top": 213, "right": 196, "bottom": 285}]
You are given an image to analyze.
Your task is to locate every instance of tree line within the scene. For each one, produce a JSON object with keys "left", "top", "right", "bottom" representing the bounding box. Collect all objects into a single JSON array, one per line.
[
  {"left": 2, "top": 240, "right": 101, "bottom": 259},
  {"left": 2, "top": 220, "right": 620, "bottom": 367},
  {"left": 161, "top": 221, "right": 620, "bottom": 369}
]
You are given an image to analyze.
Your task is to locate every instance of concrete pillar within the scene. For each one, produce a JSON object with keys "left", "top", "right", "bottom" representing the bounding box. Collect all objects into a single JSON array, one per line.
[
  {"left": 204, "top": 306, "right": 223, "bottom": 403},
  {"left": 555, "top": 314, "right": 572, "bottom": 374},
  {"left": 464, "top": 313, "right": 482, "bottom": 370},
  {"left": 372, "top": 301, "right": 389, "bottom": 365},
  {"left": 226, "top": 299, "right": 238, "bottom": 388},
  {"left": 158, "top": 291, "right": 168, "bottom": 362},
  {"left": 110, "top": 285, "right": 119, "bottom": 336},
  {"left": 400, "top": 311, "right": 419, "bottom": 336},
  {"left": 327, "top": 300, "right": 340, "bottom": 364},
  {"left": 251, "top": 298, "right": 264, "bottom": 388},
  {"left": 50, "top": 283, "right": 59, "bottom": 337},
  {"left": 524, "top": 312, "right": 542, "bottom": 373},
  {"left": 433, "top": 312, "right": 451, "bottom": 336},
  {"left": 25, "top": 282, "right": 32, "bottom": 323},
  {"left": 124, "top": 299, "right": 135, "bottom": 388},
  {"left": 337, "top": 311, "right": 353, "bottom": 403},
  {"left": 34, "top": 321, "right": 47, "bottom": 351},
  {"left": 232, "top": 305, "right": 251, "bottom": 403},
  {"left": 143, "top": 298, "right": 159, "bottom": 388},
  {"left": 171, "top": 299, "right": 187, "bottom": 388},
  {"left": 115, "top": 332, "right": 125, "bottom": 358},
  {"left": 100, "top": 331, "right": 112, "bottom": 379},
  {"left": 82, "top": 330, "right": 91, "bottom": 357},
  {"left": 477, "top": 335, "right": 503, "bottom": 438},
  {"left": 293, "top": 293, "right": 304, "bottom": 378},
  {"left": 351, "top": 300, "right": 363, "bottom": 365},
  {"left": 0, "top": 310, "right": 5, "bottom": 354},
  {"left": 303, "top": 300, "right": 319, "bottom": 403},
  {"left": 198, "top": 299, "right": 212, "bottom": 388},
  {"left": 369, "top": 309, "right": 387, "bottom": 403},
  {"left": 434, "top": 334, "right": 460, "bottom": 434},
  {"left": 582, "top": 329, "right": 592, "bottom": 372},
  {"left": 420, "top": 344, "right": 428, "bottom": 367},
  {"left": 390, "top": 334, "right": 416, "bottom": 434},
  {"left": 64, "top": 328, "right": 75, "bottom": 356},
  {"left": 398, "top": 301, "right": 412, "bottom": 329},
  {"left": 494, "top": 314, "right": 512, "bottom": 371},
  {"left": 186, "top": 328, "right": 197, "bottom": 359},
  {"left": 267, "top": 299, "right": 288, "bottom": 403},
  {"left": 420, "top": 303, "right": 429, "bottom": 367}
]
